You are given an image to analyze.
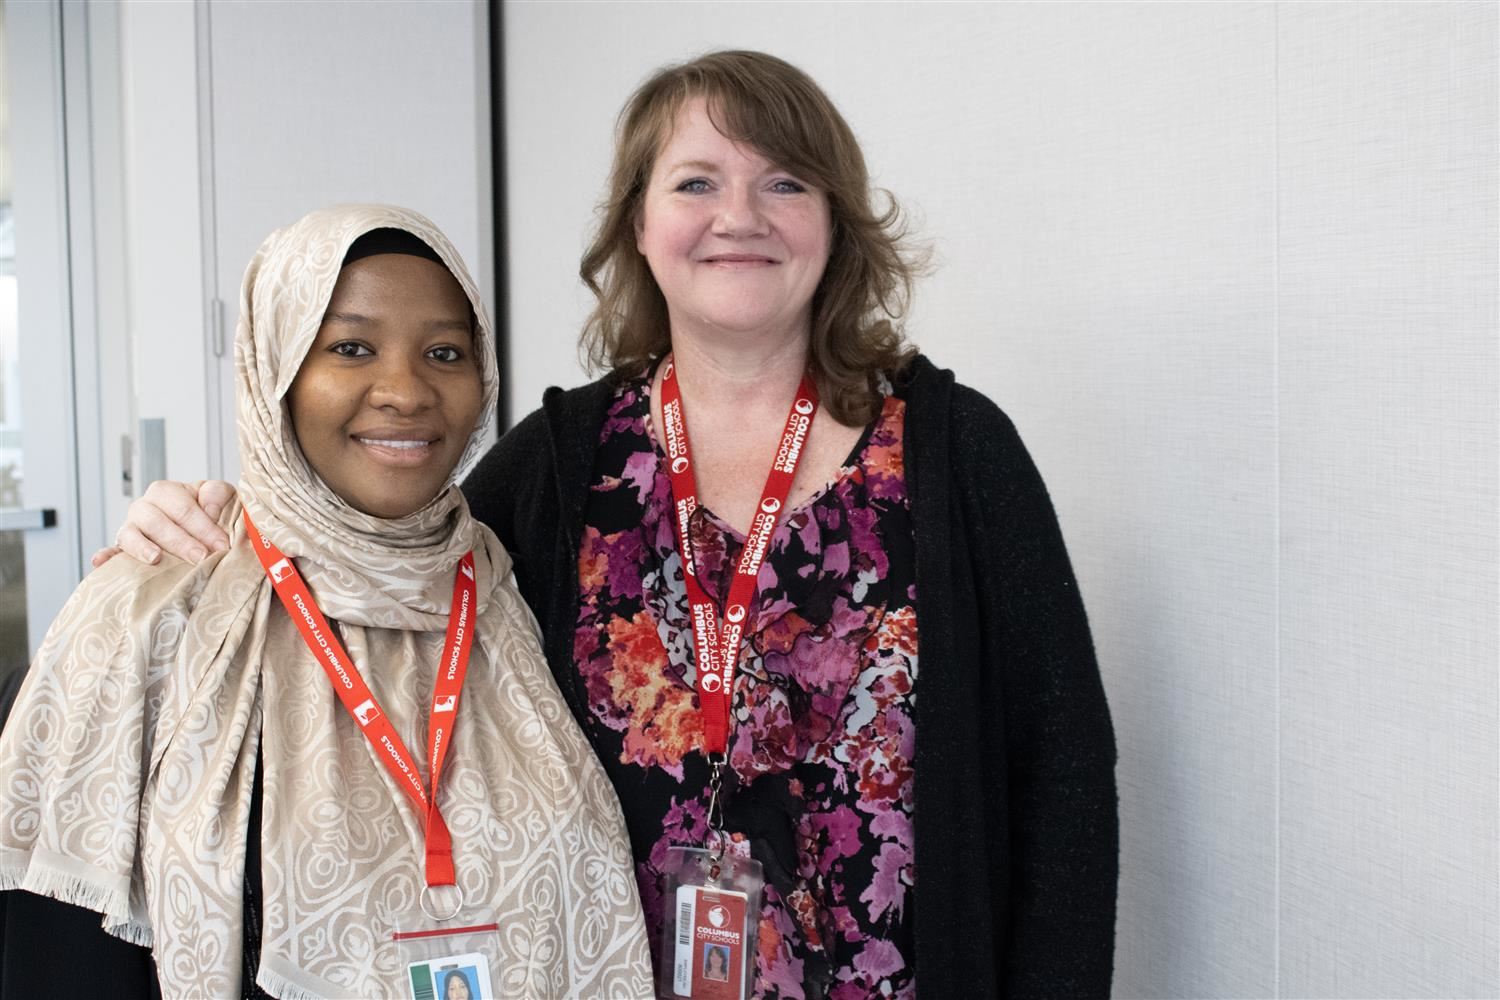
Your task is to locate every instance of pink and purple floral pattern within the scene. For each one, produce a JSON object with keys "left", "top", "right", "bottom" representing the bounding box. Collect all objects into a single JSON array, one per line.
[{"left": 573, "top": 375, "right": 919, "bottom": 998}]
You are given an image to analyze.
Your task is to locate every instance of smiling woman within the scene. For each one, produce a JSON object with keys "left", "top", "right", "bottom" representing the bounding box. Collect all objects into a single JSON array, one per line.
[{"left": 0, "top": 205, "right": 652, "bottom": 998}]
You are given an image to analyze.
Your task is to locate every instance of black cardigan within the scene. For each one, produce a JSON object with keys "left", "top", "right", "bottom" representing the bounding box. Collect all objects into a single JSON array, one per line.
[{"left": 464, "top": 355, "right": 1119, "bottom": 998}]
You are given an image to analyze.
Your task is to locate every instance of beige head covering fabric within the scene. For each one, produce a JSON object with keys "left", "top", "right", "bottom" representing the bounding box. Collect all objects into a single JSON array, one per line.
[{"left": 0, "top": 205, "right": 652, "bottom": 999}]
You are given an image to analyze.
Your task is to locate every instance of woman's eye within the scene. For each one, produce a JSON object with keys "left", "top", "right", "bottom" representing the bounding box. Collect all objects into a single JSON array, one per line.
[
  {"left": 675, "top": 178, "right": 711, "bottom": 194},
  {"left": 771, "top": 178, "right": 808, "bottom": 194},
  {"left": 330, "top": 341, "right": 372, "bottom": 358},
  {"left": 427, "top": 345, "right": 464, "bottom": 363}
]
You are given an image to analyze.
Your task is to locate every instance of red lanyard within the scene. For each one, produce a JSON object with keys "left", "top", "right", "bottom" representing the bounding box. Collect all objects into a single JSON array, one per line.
[
  {"left": 243, "top": 510, "right": 476, "bottom": 887},
  {"left": 658, "top": 355, "right": 818, "bottom": 755}
]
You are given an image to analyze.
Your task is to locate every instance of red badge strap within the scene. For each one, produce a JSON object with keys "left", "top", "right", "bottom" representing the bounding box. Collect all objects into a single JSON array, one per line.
[
  {"left": 243, "top": 509, "right": 476, "bottom": 887},
  {"left": 657, "top": 354, "right": 818, "bottom": 755}
]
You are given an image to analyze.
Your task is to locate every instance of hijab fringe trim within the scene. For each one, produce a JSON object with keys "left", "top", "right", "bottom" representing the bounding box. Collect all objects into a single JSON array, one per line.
[
  {"left": 0, "top": 854, "right": 151, "bottom": 946},
  {"left": 256, "top": 962, "right": 330, "bottom": 1000}
]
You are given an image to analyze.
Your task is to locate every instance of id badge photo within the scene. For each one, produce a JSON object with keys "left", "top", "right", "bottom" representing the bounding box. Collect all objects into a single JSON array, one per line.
[{"left": 405, "top": 950, "right": 493, "bottom": 1000}]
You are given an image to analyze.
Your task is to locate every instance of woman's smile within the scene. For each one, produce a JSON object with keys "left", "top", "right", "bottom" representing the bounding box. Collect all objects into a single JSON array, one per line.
[
  {"left": 699, "top": 252, "right": 778, "bottom": 267},
  {"left": 351, "top": 430, "right": 441, "bottom": 464}
]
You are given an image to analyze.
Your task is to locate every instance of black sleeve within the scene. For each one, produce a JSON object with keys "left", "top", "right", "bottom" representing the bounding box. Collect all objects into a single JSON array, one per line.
[
  {"left": 955, "top": 388, "right": 1118, "bottom": 998},
  {"left": 462, "top": 406, "right": 557, "bottom": 618},
  {"left": 0, "top": 890, "right": 161, "bottom": 999},
  {"left": 461, "top": 395, "right": 596, "bottom": 727},
  {"left": 462, "top": 418, "right": 532, "bottom": 549},
  {"left": 0, "top": 662, "right": 25, "bottom": 732}
]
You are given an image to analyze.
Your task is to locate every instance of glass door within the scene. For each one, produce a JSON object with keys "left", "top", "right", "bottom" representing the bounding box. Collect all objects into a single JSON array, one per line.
[
  {"left": 0, "top": 182, "right": 19, "bottom": 674},
  {"left": 2, "top": 0, "right": 86, "bottom": 680}
]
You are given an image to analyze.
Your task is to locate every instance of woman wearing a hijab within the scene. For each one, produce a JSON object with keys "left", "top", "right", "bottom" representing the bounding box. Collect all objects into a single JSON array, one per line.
[{"left": 0, "top": 205, "right": 652, "bottom": 998}]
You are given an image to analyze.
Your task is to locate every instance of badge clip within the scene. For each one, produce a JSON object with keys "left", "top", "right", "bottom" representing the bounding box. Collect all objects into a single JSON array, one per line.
[{"left": 704, "top": 755, "right": 728, "bottom": 879}]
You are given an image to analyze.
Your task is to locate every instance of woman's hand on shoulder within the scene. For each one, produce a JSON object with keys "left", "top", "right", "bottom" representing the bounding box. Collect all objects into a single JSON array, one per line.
[{"left": 90, "top": 480, "right": 236, "bottom": 569}]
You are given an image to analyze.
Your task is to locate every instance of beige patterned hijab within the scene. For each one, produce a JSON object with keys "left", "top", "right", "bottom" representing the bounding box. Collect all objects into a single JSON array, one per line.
[{"left": 0, "top": 205, "right": 652, "bottom": 998}]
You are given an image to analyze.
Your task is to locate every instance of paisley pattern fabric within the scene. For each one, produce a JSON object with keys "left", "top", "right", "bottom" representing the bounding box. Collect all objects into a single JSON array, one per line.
[
  {"left": 0, "top": 205, "right": 651, "bottom": 999},
  {"left": 573, "top": 375, "right": 919, "bottom": 999}
]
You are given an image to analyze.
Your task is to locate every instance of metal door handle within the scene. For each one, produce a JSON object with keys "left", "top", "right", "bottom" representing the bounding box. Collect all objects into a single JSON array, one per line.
[{"left": 0, "top": 509, "right": 57, "bottom": 531}]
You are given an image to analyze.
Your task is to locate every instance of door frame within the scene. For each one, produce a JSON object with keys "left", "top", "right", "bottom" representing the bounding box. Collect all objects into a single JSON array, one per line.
[{"left": 8, "top": 0, "right": 119, "bottom": 657}]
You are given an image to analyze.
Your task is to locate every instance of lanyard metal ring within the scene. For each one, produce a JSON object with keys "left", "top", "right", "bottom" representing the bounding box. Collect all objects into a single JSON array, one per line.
[{"left": 420, "top": 882, "right": 465, "bottom": 923}]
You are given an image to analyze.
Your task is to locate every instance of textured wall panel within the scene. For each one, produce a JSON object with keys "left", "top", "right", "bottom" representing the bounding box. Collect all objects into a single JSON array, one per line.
[
  {"left": 955, "top": 7, "right": 1280, "bottom": 998},
  {"left": 1278, "top": 3, "right": 1499, "bottom": 996}
]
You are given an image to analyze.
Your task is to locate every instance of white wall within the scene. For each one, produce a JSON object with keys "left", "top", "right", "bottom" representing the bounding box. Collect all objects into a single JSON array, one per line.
[{"left": 503, "top": 2, "right": 1499, "bottom": 996}]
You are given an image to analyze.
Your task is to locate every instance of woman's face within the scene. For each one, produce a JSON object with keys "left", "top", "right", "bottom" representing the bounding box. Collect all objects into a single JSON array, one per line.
[
  {"left": 635, "top": 97, "right": 832, "bottom": 345},
  {"left": 445, "top": 974, "right": 472, "bottom": 1000},
  {"left": 287, "top": 253, "right": 482, "bottom": 519}
]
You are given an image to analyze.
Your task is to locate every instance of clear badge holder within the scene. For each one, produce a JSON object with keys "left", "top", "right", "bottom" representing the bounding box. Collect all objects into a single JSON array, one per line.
[
  {"left": 392, "top": 884, "right": 503, "bottom": 1000},
  {"left": 657, "top": 760, "right": 763, "bottom": 1000}
]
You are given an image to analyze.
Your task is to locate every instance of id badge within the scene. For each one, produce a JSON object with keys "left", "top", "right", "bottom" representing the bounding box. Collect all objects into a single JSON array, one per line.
[
  {"left": 392, "top": 890, "right": 502, "bottom": 1000},
  {"left": 657, "top": 846, "right": 763, "bottom": 999}
]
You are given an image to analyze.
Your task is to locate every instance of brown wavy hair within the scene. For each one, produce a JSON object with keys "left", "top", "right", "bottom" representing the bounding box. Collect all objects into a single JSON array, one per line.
[{"left": 579, "top": 50, "right": 921, "bottom": 426}]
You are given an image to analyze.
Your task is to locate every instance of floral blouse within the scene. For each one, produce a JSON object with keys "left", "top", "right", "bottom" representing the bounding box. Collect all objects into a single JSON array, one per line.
[{"left": 572, "top": 374, "right": 919, "bottom": 999}]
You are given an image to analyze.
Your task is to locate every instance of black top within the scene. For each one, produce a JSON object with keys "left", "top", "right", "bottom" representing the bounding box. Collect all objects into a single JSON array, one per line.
[
  {"left": 464, "top": 355, "right": 1119, "bottom": 998},
  {"left": 0, "top": 885, "right": 162, "bottom": 998}
]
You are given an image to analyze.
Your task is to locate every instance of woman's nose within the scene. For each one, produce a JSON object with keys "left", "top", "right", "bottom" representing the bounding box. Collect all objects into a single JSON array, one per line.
[
  {"left": 713, "top": 184, "right": 770, "bottom": 237},
  {"left": 368, "top": 356, "right": 437, "bottom": 412}
]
